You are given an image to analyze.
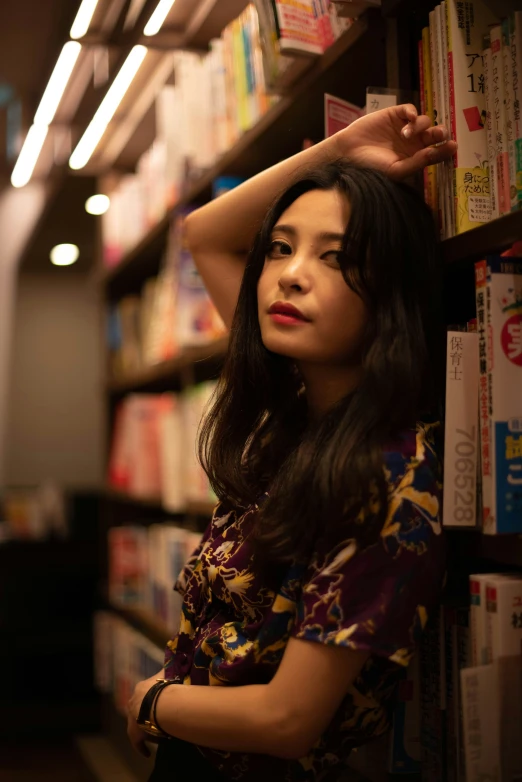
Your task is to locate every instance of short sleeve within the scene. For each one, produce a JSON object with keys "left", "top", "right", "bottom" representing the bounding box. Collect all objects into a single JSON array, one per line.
[{"left": 292, "top": 438, "right": 445, "bottom": 667}]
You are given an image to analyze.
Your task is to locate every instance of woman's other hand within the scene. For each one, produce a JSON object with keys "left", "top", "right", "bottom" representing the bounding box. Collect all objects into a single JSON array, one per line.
[
  {"left": 334, "top": 104, "right": 457, "bottom": 180},
  {"left": 127, "top": 673, "right": 163, "bottom": 758}
]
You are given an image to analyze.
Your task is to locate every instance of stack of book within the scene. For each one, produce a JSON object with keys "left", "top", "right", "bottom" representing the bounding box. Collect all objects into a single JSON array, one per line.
[
  {"left": 107, "top": 523, "right": 202, "bottom": 626},
  {"left": 106, "top": 210, "right": 226, "bottom": 381},
  {"left": 443, "top": 253, "right": 522, "bottom": 535},
  {"left": 102, "top": 2, "right": 357, "bottom": 268},
  {"left": 419, "top": 3, "right": 522, "bottom": 238},
  {"left": 93, "top": 610, "right": 166, "bottom": 715},
  {"left": 108, "top": 381, "right": 218, "bottom": 509}
]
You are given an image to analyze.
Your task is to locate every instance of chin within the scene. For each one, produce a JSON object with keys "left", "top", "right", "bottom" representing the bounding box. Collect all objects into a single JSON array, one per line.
[{"left": 261, "top": 330, "right": 319, "bottom": 362}]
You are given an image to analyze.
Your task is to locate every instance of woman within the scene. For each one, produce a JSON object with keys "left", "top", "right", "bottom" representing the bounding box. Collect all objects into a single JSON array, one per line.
[{"left": 127, "top": 105, "right": 456, "bottom": 781}]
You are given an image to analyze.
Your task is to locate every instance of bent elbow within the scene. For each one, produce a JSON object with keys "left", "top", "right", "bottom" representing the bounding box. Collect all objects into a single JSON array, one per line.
[
  {"left": 268, "top": 718, "right": 317, "bottom": 761},
  {"left": 183, "top": 211, "right": 200, "bottom": 254}
]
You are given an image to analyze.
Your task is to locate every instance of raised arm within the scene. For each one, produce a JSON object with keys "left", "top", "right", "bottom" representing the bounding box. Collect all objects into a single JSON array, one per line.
[{"left": 184, "top": 104, "right": 455, "bottom": 328}]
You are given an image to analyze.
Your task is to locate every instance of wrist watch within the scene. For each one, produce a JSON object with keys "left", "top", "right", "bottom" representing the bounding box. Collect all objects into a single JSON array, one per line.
[{"left": 136, "top": 678, "right": 181, "bottom": 739}]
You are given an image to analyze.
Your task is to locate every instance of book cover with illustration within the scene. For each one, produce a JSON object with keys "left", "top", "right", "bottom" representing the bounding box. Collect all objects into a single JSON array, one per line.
[
  {"left": 484, "top": 257, "right": 522, "bottom": 534},
  {"left": 447, "top": 0, "right": 498, "bottom": 233}
]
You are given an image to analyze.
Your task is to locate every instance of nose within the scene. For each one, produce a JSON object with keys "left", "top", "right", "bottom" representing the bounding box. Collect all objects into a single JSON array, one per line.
[{"left": 277, "top": 253, "right": 311, "bottom": 294}]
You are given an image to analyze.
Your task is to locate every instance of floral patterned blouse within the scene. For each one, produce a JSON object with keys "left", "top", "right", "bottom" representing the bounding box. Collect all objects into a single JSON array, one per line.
[{"left": 164, "top": 420, "right": 445, "bottom": 781}]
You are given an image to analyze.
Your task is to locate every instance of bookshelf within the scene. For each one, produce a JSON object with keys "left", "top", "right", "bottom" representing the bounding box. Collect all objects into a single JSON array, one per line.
[{"left": 95, "top": 2, "right": 522, "bottom": 780}]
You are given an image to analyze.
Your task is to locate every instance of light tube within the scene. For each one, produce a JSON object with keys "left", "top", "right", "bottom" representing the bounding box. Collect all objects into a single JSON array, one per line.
[
  {"left": 11, "top": 125, "right": 49, "bottom": 188},
  {"left": 70, "top": 0, "right": 100, "bottom": 39},
  {"left": 143, "top": 0, "right": 176, "bottom": 36},
  {"left": 69, "top": 45, "right": 147, "bottom": 170},
  {"left": 34, "top": 42, "right": 82, "bottom": 126}
]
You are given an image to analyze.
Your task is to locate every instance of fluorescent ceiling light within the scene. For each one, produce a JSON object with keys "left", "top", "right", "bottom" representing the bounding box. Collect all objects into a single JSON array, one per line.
[
  {"left": 69, "top": 45, "right": 147, "bottom": 170},
  {"left": 50, "top": 244, "right": 80, "bottom": 266},
  {"left": 70, "top": 0, "right": 100, "bottom": 39},
  {"left": 144, "top": 0, "right": 176, "bottom": 36},
  {"left": 11, "top": 125, "right": 49, "bottom": 188},
  {"left": 85, "top": 194, "right": 110, "bottom": 215},
  {"left": 34, "top": 42, "right": 82, "bottom": 126}
]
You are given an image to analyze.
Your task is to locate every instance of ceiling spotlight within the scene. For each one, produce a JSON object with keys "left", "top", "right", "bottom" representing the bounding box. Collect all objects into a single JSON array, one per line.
[
  {"left": 85, "top": 194, "right": 110, "bottom": 215},
  {"left": 70, "top": 0, "right": 100, "bottom": 39},
  {"left": 50, "top": 243, "right": 80, "bottom": 266}
]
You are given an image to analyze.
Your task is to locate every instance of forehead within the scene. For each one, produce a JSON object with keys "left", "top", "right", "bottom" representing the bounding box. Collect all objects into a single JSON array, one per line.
[{"left": 276, "top": 188, "right": 351, "bottom": 232}]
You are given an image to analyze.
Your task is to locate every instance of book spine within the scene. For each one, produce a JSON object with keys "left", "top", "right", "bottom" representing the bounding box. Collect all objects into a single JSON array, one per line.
[
  {"left": 440, "top": 2, "right": 454, "bottom": 238},
  {"left": 491, "top": 24, "right": 511, "bottom": 215},
  {"left": 429, "top": 9, "right": 443, "bottom": 237},
  {"left": 434, "top": 7, "right": 447, "bottom": 239},
  {"left": 460, "top": 664, "right": 501, "bottom": 782},
  {"left": 503, "top": 17, "right": 518, "bottom": 211},
  {"left": 487, "top": 256, "right": 522, "bottom": 534},
  {"left": 272, "top": 0, "right": 323, "bottom": 56},
  {"left": 453, "top": 607, "right": 471, "bottom": 781},
  {"left": 443, "top": 331, "right": 480, "bottom": 527},
  {"left": 483, "top": 39, "right": 499, "bottom": 220},
  {"left": 419, "top": 36, "right": 429, "bottom": 205},
  {"left": 474, "top": 260, "right": 493, "bottom": 528},
  {"left": 423, "top": 26, "right": 438, "bottom": 217},
  {"left": 514, "top": 12, "right": 522, "bottom": 210}
]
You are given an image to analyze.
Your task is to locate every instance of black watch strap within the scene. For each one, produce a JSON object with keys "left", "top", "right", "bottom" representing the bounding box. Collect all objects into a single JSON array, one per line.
[{"left": 137, "top": 678, "right": 180, "bottom": 739}]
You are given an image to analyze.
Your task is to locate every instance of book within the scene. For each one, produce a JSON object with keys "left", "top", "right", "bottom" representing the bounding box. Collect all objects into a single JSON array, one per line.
[
  {"left": 447, "top": 0, "right": 498, "bottom": 234},
  {"left": 422, "top": 25, "right": 438, "bottom": 217},
  {"left": 460, "top": 664, "right": 501, "bottom": 782},
  {"left": 491, "top": 24, "right": 511, "bottom": 215},
  {"left": 443, "top": 330, "right": 480, "bottom": 527},
  {"left": 482, "top": 36, "right": 499, "bottom": 221},
  {"left": 485, "top": 576, "right": 522, "bottom": 781},
  {"left": 474, "top": 260, "right": 492, "bottom": 527},
  {"left": 502, "top": 17, "right": 518, "bottom": 212},
  {"left": 271, "top": 0, "right": 323, "bottom": 56},
  {"left": 419, "top": 608, "right": 446, "bottom": 781},
  {"left": 108, "top": 526, "right": 149, "bottom": 606},
  {"left": 513, "top": 12, "right": 522, "bottom": 211},
  {"left": 483, "top": 256, "right": 522, "bottom": 534},
  {"left": 324, "top": 93, "right": 364, "bottom": 138}
]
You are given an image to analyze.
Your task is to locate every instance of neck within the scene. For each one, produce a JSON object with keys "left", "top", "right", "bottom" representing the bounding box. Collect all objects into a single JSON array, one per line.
[{"left": 297, "top": 361, "right": 363, "bottom": 419}]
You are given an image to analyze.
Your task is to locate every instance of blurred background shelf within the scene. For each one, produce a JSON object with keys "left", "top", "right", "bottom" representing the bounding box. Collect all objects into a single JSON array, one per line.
[{"left": 107, "top": 337, "right": 228, "bottom": 394}]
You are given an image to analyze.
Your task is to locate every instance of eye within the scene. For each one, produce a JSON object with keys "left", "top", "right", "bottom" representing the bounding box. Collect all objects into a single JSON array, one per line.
[
  {"left": 322, "top": 250, "right": 343, "bottom": 268},
  {"left": 267, "top": 240, "right": 293, "bottom": 259}
]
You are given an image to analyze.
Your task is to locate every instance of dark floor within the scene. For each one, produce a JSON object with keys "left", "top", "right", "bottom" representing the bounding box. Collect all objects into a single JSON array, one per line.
[{"left": 0, "top": 740, "right": 97, "bottom": 782}]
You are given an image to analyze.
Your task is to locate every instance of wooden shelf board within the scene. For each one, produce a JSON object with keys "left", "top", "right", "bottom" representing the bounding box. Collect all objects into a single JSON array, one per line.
[
  {"left": 107, "top": 336, "right": 228, "bottom": 394},
  {"left": 105, "top": 489, "right": 216, "bottom": 519},
  {"left": 101, "top": 12, "right": 385, "bottom": 294},
  {"left": 443, "top": 210, "right": 522, "bottom": 266}
]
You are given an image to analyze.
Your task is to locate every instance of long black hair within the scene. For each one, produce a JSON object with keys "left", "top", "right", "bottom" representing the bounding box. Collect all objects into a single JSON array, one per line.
[{"left": 199, "top": 161, "right": 444, "bottom": 567}]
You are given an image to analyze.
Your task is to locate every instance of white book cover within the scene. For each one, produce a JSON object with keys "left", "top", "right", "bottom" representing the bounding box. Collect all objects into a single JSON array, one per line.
[
  {"left": 469, "top": 573, "right": 506, "bottom": 666},
  {"left": 486, "top": 575, "right": 522, "bottom": 660},
  {"left": 443, "top": 331, "right": 480, "bottom": 527},
  {"left": 460, "top": 664, "right": 501, "bottom": 782},
  {"left": 485, "top": 576, "right": 522, "bottom": 781}
]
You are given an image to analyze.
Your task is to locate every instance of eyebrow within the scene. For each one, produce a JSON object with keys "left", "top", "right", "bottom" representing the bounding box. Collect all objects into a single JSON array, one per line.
[{"left": 272, "top": 224, "right": 345, "bottom": 243}]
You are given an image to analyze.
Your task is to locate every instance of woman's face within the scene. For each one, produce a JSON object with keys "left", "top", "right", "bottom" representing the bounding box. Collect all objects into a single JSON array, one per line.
[{"left": 257, "top": 189, "right": 368, "bottom": 366}]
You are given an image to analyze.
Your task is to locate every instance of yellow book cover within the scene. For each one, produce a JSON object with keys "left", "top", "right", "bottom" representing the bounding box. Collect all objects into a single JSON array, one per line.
[{"left": 447, "top": 0, "right": 499, "bottom": 233}]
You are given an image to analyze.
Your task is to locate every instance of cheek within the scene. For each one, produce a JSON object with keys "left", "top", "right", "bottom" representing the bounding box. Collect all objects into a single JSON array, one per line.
[{"left": 319, "top": 288, "right": 368, "bottom": 354}]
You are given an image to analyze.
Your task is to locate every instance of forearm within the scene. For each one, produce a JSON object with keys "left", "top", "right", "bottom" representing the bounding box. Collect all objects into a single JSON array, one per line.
[
  {"left": 184, "top": 136, "right": 339, "bottom": 256},
  {"left": 155, "top": 682, "right": 293, "bottom": 758}
]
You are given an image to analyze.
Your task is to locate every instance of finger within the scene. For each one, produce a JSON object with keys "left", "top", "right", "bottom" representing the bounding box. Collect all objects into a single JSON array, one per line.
[
  {"left": 420, "top": 124, "right": 451, "bottom": 146},
  {"left": 394, "top": 103, "right": 419, "bottom": 124},
  {"left": 401, "top": 114, "right": 431, "bottom": 139},
  {"left": 388, "top": 140, "right": 458, "bottom": 180}
]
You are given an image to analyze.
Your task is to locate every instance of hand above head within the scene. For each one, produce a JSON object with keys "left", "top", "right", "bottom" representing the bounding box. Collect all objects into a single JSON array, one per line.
[{"left": 333, "top": 104, "right": 457, "bottom": 181}]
